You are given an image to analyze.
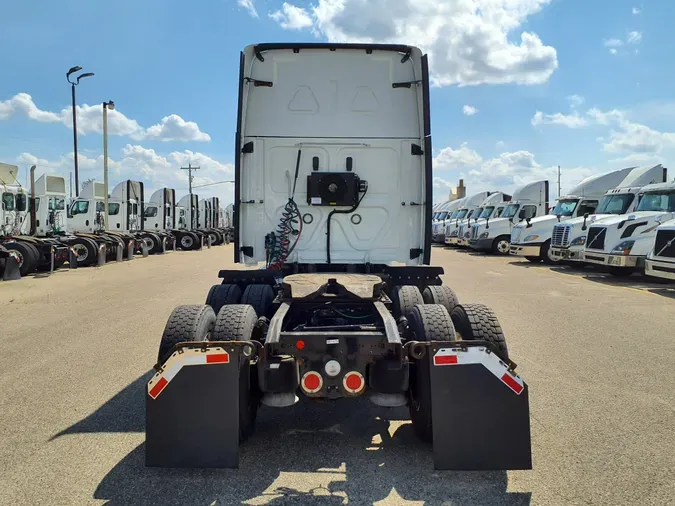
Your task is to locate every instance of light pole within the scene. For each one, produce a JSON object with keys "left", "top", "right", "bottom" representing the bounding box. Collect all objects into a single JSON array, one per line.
[
  {"left": 66, "top": 66, "right": 94, "bottom": 197},
  {"left": 102, "top": 100, "right": 115, "bottom": 230}
]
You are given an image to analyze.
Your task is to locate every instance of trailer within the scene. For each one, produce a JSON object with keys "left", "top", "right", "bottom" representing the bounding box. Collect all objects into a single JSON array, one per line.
[
  {"left": 145, "top": 42, "right": 532, "bottom": 471},
  {"left": 549, "top": 165, "right": 668, "bottom": 263}
]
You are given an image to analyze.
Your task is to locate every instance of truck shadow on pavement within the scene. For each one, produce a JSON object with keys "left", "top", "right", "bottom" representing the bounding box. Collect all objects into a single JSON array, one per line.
[{"left": 53, "top": 373, "right": 532, "bottom": 506}]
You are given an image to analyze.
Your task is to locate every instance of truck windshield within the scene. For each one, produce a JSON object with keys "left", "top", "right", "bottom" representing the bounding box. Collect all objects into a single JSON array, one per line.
[
  {"left": 480, "top": 206, "right": 495, "bottom": 218},
  {"left": 145, "top": 206, "right": 158, "bottom": 217},
  {"left": 469, "top": 208, "right": 483, "bottom": 219},
  {"left": 636, "top": 190, "right": 675, "bottom": 212},
  {"left": 438, "top": 212, "right": 448, "bottom": 220},
  {"left": 500, "top": 204, "right": 520, "bottom": 218},
  {"left": 595, "top": 194, "right": 635, "bottom": 214},
  {"left": 551, "top": 199, "right": 579, "bottom": 216},
  {"left": 455, "top": 209, "right": 469, "bottom": 219}
]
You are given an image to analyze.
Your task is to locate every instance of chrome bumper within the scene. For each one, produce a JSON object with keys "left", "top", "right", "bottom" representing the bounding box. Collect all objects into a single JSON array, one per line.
[
  {"left": 645, "top": 258, "right": 675, "bottom": 280},
  {"left": 509, "top": 243, "right": 542, "bottom": 257},
  {"left": 445, "top": 236, "right": 460, "bottom": 246},
  {"left": 583, "top": 252, "right": 642, "bottom": 267},
  {"left": 550, "top": 247, "right": 584, "bottom": 261}
]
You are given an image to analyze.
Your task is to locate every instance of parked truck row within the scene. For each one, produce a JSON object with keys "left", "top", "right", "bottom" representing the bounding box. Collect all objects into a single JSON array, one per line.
[
  {"left": 435, "top": 164, "right": 675, "bottom": 282},
  {"left": 0, "top": 162, "right": 235, "bottom": 281}
]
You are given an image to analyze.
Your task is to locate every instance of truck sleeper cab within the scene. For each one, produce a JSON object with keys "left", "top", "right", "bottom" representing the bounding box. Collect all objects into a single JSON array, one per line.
[{"left": 146, "top": 42, "right": 532, "bottom": 473}]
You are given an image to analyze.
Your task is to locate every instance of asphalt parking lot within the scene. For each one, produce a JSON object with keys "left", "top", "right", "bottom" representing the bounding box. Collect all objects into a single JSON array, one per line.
[{"left": 0, "top": 245, "right": 673, "bottom": 505}]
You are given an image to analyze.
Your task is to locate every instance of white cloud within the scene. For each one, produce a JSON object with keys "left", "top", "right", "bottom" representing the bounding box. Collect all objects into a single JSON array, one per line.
[
  {"left": 632, "top": 7, "right": 641, "bottom": 15},
  {"left": 270, "top": 0, "right": 558, "bottom": 87},
  {"left": 0, "top": 93, "right": 210, "bottom": 142},
  {"left": 566, "top": 94, "right": 584, "bottom": 108},
  {"left": 603, "top": 38, "right": 623, "bottom": 48},
  {"left": 14, "top": 145, "right": 234, "bottom": 201},
  {"left": 627, "top": 31, "right": 642, "bottom": 44},
  {"left": 462, "top": 105, "right": 478, "bottom": 116},
  {"left": 609, "top": 48, "right": 618, "bottom": 55},
  {"left": 270, "top": 2, "right": 314, "bottom": 30},
  {"left": 531, "top": 111, "right": 588, "bottom": 128},
  {"left": 238, "top": 0, "right": 258, "bottom": 18},
  {"left": 495, "top": 140, "right": 505, "bottom": 148},
  {"left": 432, "top": 142, "right": 595, "bottom": 196}
]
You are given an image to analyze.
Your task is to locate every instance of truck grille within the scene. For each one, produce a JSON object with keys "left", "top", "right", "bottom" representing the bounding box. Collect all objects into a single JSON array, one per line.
[
  {"left": 551, "top": 224, "right": 571, "bottom": 247},
  {"left": 471, "top": 225, "right": 478, "bottom": 240},
  {"left": 511, "top": 227, "right": 522, "bottom": 244},
  {"left": 654, "top": 230, "right": 675, "bottom": 259},
  {"left": 458, "top": 224, "right": 465, "bottom": 238},
  {"left": 586, "top": 226, "right": 606, "bottom": 250}
]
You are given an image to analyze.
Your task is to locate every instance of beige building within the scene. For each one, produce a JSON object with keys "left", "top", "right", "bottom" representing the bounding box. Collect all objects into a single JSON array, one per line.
[{"left": 448, "top": 179, "right": 466, "bottom": 201}]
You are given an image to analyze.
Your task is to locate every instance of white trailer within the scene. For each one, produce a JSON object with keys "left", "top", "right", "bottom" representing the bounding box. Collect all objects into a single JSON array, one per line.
[
  {"left": 645, "top": 218, "right": 675, "bottom": 281},
  {"left": 469, "top": 180, "right": 550, "bottom": 255},
  {"left": 583, "top": 180, "right": 675, "bottom": 276},
  {"left": 549, "top": 165, "right": 668, "bottom": 263}
]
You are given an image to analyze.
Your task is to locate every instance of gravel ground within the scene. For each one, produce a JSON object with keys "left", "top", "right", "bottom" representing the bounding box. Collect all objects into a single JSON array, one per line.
[{"left": 0, "top": 244, "right": 673, "bottom": 505}]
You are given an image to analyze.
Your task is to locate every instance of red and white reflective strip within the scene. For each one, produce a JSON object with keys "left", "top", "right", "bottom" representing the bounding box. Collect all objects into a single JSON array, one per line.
[
  {"left": 433, "top": 347, "right": 524, "bottom": 395},
  {"left": 342, "top": 371, "right": 365, "bottom": 394},
  {"left": 147, "top": 348, "right": 230, "bottom": 400}
]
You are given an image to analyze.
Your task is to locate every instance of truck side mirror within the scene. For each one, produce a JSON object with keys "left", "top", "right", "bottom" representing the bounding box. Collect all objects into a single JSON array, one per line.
[{"left": 518, "top": 209, "right": 527, "bottom": 220}]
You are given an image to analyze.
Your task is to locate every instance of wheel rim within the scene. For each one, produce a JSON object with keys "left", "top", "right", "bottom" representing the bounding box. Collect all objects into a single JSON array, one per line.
[
  {"left": 547, "top": 247, "right": 560, "bottom": 263},
  {"left": 497, "top": 240, "right": 510, "bottom": 253},
  {"left": 72, "top": 244, "right": 88, "bottom": 261},
  {"left": 181, "top": 236, "right": 193, "bottom": 248},
  {"left": 144, "top": 237, "right": 154, "bottom": 249}
]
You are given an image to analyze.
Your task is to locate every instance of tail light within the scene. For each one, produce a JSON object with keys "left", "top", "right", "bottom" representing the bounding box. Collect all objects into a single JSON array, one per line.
[
  {"left": 301, "top": 371, "right": 323, "bottom": 393},
  {"left": 343, "top": 371, "right": 365, "bottom": 394}
]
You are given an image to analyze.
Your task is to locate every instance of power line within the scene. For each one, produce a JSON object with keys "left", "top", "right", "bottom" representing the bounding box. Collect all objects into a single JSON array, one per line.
[{"left": 192, "top": 180, "right": 235, "bottom": 189}]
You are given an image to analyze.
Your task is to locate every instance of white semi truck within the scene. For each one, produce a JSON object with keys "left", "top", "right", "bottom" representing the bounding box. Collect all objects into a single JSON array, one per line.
[
  {"left": 146, "top": 42, "right": 532, "bottom": 473},
  {"left": 583, "top": 180, "right": 675, "bottom": 276},
  {"left": 431, "top": 200, "right": 457, "bottom": 243},
  {"left": 549, "top": 165, "right": 668, "bottom": 263},
  {"left": 509, "top": 167, "right": 638, "bottom": 263},
  {"left": 444, "top": 191, "right": 492, "bottom": 246},
  {"left": 645, "top": 218, "right": 675, "bottom": 281},
  {"left": 144, "top": 188, "right": 200, "bottom": 251},
  {"left": 468, "top": 180, "right": 550, "bottom": 255},
  {"left": 199, "top": 197, "right": 226, "bottom": 246},
  {"left": 450, "top": 192, "right": 511, "bottom": 247}
]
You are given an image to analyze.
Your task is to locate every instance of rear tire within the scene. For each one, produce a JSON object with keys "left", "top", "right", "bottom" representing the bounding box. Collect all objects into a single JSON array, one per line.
[
  {"left": 422, "top": 285, "right": 459, "bottom": 314},
  {"left": 391, "top": 285, "right": 424, "bottom": 318},
  {"left": 157, "top": 304, "right": 216, "bottom": 363},
  {"left": 407, "top": 304, "right": 455, "bottom": 443},
  {"left": 212, "top": 304, "right": 261, "bottom": 441},
  {"left": 240, "top": 284, "right": 275, "bottom": 318},
  {"left": 450, "top": 303, "right": 509, "bottom": 361},
  {"left": 3, "top": 242, "right": 37, "bottom": 276},
  {"left": 205, "top": 283, "right": 242, "bottom": 314},
  {"left": 69, "top": 237, "right": 98, "bottom": 267}
]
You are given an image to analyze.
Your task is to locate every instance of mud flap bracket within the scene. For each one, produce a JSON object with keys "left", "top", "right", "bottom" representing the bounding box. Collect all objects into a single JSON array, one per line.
[
  {"left": 428, "top": 343, "right": 532, "bottom": 471},
  {"left": 145, "top": 342, "right": 255, "bottom": 468}
]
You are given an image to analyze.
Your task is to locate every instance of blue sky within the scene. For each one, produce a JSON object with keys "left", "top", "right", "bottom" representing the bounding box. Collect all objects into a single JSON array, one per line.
[{"left": 2, "top": 0, "right": 674, "bottom": 204}]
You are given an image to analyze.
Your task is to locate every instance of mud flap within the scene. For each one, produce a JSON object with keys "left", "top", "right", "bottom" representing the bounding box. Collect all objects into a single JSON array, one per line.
[
  {"left": 116, "top": 243, "right": 123, "bottom": 262},
  {"left": 142, "top": 241, "right": 150, "bottom": 257},
  {"left": 429, "top": 344, "right": 532, "bottom": 471},
  {"left": 68, "top": 248, "right": 78, "bottom": 269},
  {"left": 2, "top": 253, "right": 21, "bottom": 280},
  {"left": 97, "top": 244, "right": 106, "bottom": 267},
  {"left": 145, "top": 344, "right": 244, "bottom": 468},
  {"left": 126, "top": 241, "right": 134, "bottom": 260}
]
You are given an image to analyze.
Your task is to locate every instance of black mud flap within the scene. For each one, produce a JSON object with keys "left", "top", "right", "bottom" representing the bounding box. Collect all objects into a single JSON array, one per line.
[
  {"left": 145, "top": 343, "right": 248, "bottom": 468},
  {"left": 429, "top": 343, "right": 532, "bottom": 471}
]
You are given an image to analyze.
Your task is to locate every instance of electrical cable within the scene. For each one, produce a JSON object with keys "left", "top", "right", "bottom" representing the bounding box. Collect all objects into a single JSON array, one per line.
[{"left": 326, "top": 184, "right": 368, "bottom": 264}]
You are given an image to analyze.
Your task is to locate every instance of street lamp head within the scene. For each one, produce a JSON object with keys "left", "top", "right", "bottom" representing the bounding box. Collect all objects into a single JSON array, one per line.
[
  {"left": 67, "top": 66, "right": 83, "bottom": 78},
  {"left": 104, "top": 100, "right": 115, "bottom": 110},
  {"left": 76, "top": 72, "right": 95, "bottom": 84}
]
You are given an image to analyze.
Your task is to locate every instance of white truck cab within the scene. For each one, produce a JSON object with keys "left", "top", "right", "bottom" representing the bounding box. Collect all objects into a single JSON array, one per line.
[
  {"left": 445, "top": 191, "right": 492, "bottom": 246},
  {"left": 469, "top": 180, "right": 549, "bottom": 255},
  {"left": 645, "top": 218, "right": 675, "bottom": 281},
  {"left": 452, "top": 192, "right": 511, "bottom": 247},
  {"left": 509, "top": 167, "right": 636, "bottom": 263},
  {"left": 432, "top": 200, "right": 457, "bottom": 243},
  {"left": 549, "top": 164, "right": 668, "bottom": 263},
  {"left": 583, "top": 180, "right": 675, "bottom": 275}
]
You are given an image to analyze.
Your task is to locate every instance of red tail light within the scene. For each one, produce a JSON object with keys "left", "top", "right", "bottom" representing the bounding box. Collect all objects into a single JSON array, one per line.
[
  {"left": 343, "top": 372, "right": 365, "bottom": 394},
  {"left": 301, "top": 371, "right": 323, "bottom": 393}
]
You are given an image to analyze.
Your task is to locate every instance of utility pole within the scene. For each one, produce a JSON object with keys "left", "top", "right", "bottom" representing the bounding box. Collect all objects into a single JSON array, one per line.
[
  {"left": 181, "top": 163, "right": 200, "bottom": 228},
  {"left": 557, "top": 165, "right": 561, "bottom": 198},
  {"left": 69, "top": 172, "right": 73, "bottom": 201}
]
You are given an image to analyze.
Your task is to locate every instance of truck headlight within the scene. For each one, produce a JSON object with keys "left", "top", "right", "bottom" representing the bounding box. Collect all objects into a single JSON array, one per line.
[
  {"left": 611, "top": 240, "right": 635, "bottom": 255},
  {"left": 524, "top": 235, "right": 539, "bottom": 242},
  {"left": 480, "top": 232, "right": 489, "bottom": 239},
  {"left": 570, "top": 236, "right": 586, "bottom": 246}
]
